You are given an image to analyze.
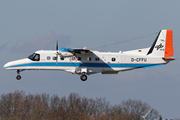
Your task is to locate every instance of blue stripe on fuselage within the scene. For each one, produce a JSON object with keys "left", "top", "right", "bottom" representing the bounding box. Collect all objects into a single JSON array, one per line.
[{"left": 4, "top": 62, "right": 163, "bottom": 69}]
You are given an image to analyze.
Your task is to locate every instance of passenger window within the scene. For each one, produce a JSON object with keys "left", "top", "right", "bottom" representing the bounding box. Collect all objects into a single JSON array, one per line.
[
  {"left": 112, "top": 58, "right": 116, "bottom": 61},
  {"left": 53, "top": 56, "right": 57, "bottom": 60},
  {"left": 95, "top": 58, "right": 99, "bottom": 61},
  {"left": 71, "top": 56, "right": 76, "bottom": 61},
  {"left": 87, "top": 57, "right": 91, "bottom": 61},
  {"left": 47, "top": 56, "right": 51, "bottom": 60},
  {"left": 77, "top": 57, "right": 81, "bottom": 61}
]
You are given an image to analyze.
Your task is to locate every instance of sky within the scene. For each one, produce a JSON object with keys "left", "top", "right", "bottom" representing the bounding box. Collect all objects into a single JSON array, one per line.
[{"left": 0, "top": 0, "right": 180, "bottom": 118}]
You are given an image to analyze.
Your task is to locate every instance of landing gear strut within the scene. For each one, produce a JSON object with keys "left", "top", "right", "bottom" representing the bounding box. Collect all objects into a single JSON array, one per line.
[
  {"left": 80, "top": 72, "right": 87, "bottom": 81},
  {"left": 16, "top": 69, "right": 24, "bottom": 80}
]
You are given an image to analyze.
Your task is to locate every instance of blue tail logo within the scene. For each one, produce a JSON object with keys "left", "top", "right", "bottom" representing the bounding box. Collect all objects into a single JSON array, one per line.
[{"left": 155, "top": 43, "right": 164, "bottom": 50}]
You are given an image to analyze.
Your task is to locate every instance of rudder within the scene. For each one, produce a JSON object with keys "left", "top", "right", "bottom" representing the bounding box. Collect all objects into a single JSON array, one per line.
[{"left": 165, "top": 30, "right": 174, "bottom": 58}]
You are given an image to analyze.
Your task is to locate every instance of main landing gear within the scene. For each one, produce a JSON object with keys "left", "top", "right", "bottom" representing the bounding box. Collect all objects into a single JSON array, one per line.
[
  {"left": 16, "top": 75, "right": 21, "bottom": 80},
  {"left": 16, "top": 69, "right": 24, "bottom": 80},
  {"left": 80, "top": 72, "right": 87, "bottom": 81}
]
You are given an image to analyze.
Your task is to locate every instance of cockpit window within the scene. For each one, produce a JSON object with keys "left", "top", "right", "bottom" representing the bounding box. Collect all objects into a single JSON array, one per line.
[{"left": 28, "top": 53, "right": 40, "bottom": 61}]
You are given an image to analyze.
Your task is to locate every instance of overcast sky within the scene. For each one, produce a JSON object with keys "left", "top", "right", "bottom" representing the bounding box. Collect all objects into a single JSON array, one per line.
[{"left": 0, "top": 1, "right": 180, "bottom": 118}]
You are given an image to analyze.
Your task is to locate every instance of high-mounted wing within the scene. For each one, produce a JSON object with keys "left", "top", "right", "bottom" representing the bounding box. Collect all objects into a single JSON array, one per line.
[
  {"left": 59, "top": 47, "right": 92, "bottom": 54},
  {"left": 68, "top": 48, "right": 92, "bottom": 54}
]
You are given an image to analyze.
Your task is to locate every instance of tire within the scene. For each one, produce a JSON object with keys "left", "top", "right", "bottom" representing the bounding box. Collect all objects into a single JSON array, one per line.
[
  {"left": 80, "top": 75, "right": 87, "bottom": 81},
  {"left": 16, "top": 75, "right": 21, "bottom": 80}
]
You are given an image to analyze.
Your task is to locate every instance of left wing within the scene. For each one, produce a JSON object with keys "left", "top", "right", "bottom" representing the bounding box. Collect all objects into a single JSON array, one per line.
[
  {"left": 58, "top": 47, "right": 92, "bottom": 57},
  {"left": 59, "top": 47, "right": 92, "bottom": 54},
  {"left": 68, "top": 48, "right": 92, "bottom": 54}
]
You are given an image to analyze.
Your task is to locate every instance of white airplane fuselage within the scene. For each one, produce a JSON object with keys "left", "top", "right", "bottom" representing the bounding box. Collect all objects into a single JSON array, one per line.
[{"left": 4, "top": 50, "right": 169, "bottom": 74}]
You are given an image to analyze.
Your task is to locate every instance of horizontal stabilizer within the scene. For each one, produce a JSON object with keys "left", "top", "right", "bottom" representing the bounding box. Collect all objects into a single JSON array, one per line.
[{"left": 163, "top": 57, "right": 176, "bottom": 60}]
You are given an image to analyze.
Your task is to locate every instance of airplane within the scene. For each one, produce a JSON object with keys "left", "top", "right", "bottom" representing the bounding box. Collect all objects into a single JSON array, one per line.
[{"left": 3, "top": 29, "right": 175, "bottom": 81}]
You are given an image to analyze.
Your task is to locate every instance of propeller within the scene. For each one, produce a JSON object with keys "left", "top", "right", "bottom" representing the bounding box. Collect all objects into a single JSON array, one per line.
[
  {"left": 56, "top": 40, "right": 59, "bottom": 63},
  {"left": 55, "top": 40, "right": 64, "bottom": 63}
]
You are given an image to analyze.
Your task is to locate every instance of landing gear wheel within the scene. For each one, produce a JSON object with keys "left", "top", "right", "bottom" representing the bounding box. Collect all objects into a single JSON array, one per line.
[
  {"left": 80, "top": 75, "right": 87, "bottom": 81},
  {"left": 16, "top": 75, "right": 21, "bottom": 80}
]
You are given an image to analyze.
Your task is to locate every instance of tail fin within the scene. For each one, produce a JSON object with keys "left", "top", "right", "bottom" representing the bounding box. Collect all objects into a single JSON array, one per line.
[{"left": 147, "top": 30, "right": 174, "bottom": 58}]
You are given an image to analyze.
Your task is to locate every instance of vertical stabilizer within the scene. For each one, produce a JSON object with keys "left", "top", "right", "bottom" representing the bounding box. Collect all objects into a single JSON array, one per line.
[{"left": 147, "top": 30, "right": 174, "bottom": 58}]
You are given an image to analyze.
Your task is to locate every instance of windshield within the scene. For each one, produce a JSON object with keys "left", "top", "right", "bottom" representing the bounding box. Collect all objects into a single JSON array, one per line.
[{"left": 28, "top": 53, "right": 40, "bottom": 61}]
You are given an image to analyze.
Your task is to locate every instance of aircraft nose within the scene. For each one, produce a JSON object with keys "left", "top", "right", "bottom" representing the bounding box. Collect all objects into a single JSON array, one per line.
[
  {"left": 3, "top": 61, "right": 13, "bottom": 69},
  {"left": 4, "top": 58, "right": 29, "bottom": 70}
]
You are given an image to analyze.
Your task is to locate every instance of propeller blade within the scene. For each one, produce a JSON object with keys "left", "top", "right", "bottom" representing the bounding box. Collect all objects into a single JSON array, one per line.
[
  {"left": 56, "top": 55, "right": 58, "bottom": 64},
  {"left": 56, "top": 40, "right": 58, "bottom": 51},
  {"left": 56, "top": 40, "right": 59, "bottom": 64}
]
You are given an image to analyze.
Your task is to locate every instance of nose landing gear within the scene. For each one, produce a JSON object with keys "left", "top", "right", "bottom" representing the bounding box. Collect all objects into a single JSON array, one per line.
[
  {"left": 16, "top": 70, "right": 21, "bottom": 80},
  {"left": 16, "top": 69, "right": 24, "bottom": 80}
]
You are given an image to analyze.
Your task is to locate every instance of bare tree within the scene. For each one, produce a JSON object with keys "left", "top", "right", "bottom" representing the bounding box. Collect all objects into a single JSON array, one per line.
[
  {"left": 0, "top": 90, "right": 159, "bottom": 120},
  {"left": 120, "top": 99, "right": 159, "bottom": 120}
]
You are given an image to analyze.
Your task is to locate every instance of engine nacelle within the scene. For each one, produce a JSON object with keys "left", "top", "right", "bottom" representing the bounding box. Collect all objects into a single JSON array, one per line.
[{"left": 60, "top": 52, "right": 74, "bottom": 57}]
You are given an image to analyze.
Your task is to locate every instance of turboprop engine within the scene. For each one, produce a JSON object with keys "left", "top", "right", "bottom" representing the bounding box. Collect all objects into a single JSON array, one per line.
[{"left": 59, "top": 52, "right": 74, "bottom": 57}]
